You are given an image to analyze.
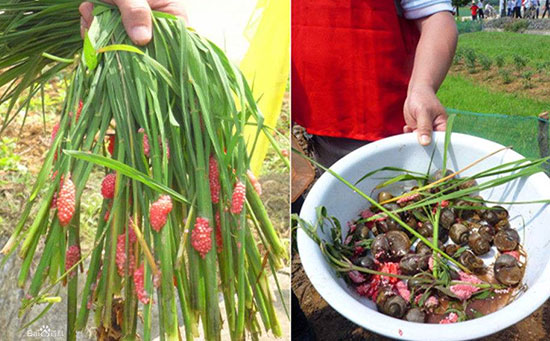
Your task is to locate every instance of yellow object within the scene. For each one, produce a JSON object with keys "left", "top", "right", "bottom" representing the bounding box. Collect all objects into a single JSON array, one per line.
[{"left": 241, "top": 0, "right": 290, "bottom": 175}]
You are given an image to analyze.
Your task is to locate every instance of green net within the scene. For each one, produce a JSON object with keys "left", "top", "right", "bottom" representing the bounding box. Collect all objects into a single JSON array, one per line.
[{"left": 447, "top": 108, "right": 550, "bottom": 174}]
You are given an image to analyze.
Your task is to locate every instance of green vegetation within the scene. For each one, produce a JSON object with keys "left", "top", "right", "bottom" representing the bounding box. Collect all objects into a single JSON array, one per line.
[
  {"left": 439, "top": 75, "right": 549, "bottom": 116},
  {"left": 457, "top": 32, "right": 550, "bottom": 65}
]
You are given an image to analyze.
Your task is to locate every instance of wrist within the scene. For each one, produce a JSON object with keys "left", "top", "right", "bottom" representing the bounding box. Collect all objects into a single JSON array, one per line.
[{"left": 407, "top": 82, "right": 437, "bottom": 96}]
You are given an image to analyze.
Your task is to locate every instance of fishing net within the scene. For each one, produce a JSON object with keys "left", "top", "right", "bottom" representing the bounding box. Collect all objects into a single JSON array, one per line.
[{"left": 448, "top": 109, "right": 550, "bottom": 174}]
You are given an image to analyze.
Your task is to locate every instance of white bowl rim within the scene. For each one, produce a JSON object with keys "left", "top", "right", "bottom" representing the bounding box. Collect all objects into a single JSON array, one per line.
[{"left": 297, "top": 131, "right": 550, "bottom": 341}]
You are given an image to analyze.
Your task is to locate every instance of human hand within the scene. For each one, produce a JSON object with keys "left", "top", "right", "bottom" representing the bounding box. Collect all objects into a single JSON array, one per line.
[
  {"left": 79, "top": 0, "right": 188, "bottom": 46},
  {"left": 403, "top": 86, "right": 447, "bottom": 146}
]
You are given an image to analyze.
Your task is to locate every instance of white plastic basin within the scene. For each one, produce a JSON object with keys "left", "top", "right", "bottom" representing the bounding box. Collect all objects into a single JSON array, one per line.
[{"left": 297, "top": 132, "right": 550, "bottom": 340}]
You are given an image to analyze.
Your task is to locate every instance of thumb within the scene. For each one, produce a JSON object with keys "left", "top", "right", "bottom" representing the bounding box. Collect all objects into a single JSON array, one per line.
[
  {"left": 113, "top": 0, "right": 152, "bottom": 45},
  {"left": 415, "top": 111, "right": 433, "bottom": 146}
]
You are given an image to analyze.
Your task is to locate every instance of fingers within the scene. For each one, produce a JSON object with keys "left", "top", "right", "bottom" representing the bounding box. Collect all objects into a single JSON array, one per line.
[
  {"left": 79, "top": 2, "right": 94, "bottom": 38},
  {"left": 415, "top": 112, "right": 433, "bottom": 146},
  {"left": 113, "top": 0, "right": 153, "bottom": 45},
  {"left": 433, "top": 112, "right": 448, "bottom": 132},
  {"left": 157, "top": 0, "right": 188, "bottom": 21}
]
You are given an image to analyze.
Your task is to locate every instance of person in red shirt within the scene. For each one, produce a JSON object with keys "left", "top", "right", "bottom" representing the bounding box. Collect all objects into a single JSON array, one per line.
[
  {"left": 292, "top": 1, "right": 458, "bottom": 167},
  {"left": 471, "top": 1, "right": 480, "bottom": 20}
]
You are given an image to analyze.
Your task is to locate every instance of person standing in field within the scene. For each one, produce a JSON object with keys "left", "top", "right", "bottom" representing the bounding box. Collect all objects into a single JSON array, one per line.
[
  {"left": 508, "top": 0, "right": 515, "bottom": 16},
  {"left": 477, "top": 0, "right": 485, "bottom": 18},
  {"left": 514, "top": 0, "right": 523, "bottom": 17},
  {"left": 542, "top": 0, "right": 550, "bottom": 17},
  {"left": 292, "top": 0, "right": 457, "bottom": 167},
  {"left": 471, "top": 1, "right": 479, "bottom": 20}
]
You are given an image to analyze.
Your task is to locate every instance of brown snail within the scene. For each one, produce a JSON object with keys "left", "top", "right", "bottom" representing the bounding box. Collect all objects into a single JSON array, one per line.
[
  {"left": 493, "top": 206, "right": 509, "bottom": 220},
  {"left": 417, "top": 221, "right": 433, "bottom": 238},
  {"left": 359, "top": 225, "right": 370, "bottom": 239},
  {"left": 494, "top": 228, "right": 520, "bottom": 252},
  {"left": 404, "top": 215, "right": 417, "bottom": 230},
  {"left": 376, "top": 289, "right": 408, "bottom": 318},
  {"left": 478, "top": 223, "right": 496, "bottom": 243},
  {"left": 444, "top": 244, "right": 460, "bottom": 257},
  {"left": 407, "top": 273, "right": 433, "bottom": 291},
  {"left": 482, "top": 210, "right": 499, "bottom": 225},
  {"left": 440, "top": 208, "right": 456, "bottom": 230},
  {"left": 438, "top": 227, "right": 450, "bottom": 243},
  {"left": 450, "top": 223, "right": 469, "bottom": 245},
  {"left": 405, "top": 307, "right": 427, "bottom": 323},
  {"left": 495, "top": 219, "right": 511, "bottom": 231},
  {"left": 386, "top": 230, "right": 411, "bottom": 260},
  {"left": 399, "top": 253, "right": 429, "bottom": 275},
  {"left": 468, "top": 232, "right": 491, "bottom": 256},
  {"left": 494, "top": 254, "right": 523, "bottom": 286},
  {"left": 459, "top": 250, "right": 486, "bottom": 274},
  {"left": 415, "top": 238, "right": 443, "bottom": 255},
  {"left": 371, "top": 234, "right": 390, "bottom": 260},
  {"left": 459, "top": 178, "right": 478, "bottom": 191},
  {"left": 431, "top": 169, "right": 454, "bottom": 182},
  {"left": 455, "top": 199, "right": 475, "bottom": 220},
  {"left": 378, "top": 191, "right": 393, "bottom": 203}
]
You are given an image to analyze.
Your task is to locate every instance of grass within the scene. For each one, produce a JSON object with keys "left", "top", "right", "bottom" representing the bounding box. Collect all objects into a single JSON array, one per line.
[
  {"left": 438, "top": 75, "right": 550, "bottom": 116},
  {"left": 458, "top": 32, "right": 550, "bottom": 65}
]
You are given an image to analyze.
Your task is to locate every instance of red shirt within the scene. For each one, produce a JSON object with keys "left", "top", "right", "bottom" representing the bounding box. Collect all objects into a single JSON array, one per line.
[
  {"left": 292, "top": 0, "right": 419, "bottom": 141},
  {"left": 471, "top": 5, "right": 479, "bottom": 15}
]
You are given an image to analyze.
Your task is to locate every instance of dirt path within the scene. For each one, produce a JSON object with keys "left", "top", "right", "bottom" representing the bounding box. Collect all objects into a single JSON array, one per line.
[{"left": 292, "top": 253, "right": 550, "bottom": 341}]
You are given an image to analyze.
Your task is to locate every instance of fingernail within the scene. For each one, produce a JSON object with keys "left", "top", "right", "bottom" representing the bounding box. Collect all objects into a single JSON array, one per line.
[
  {"left": 130, "top": 25, "right": 151, "bottom": 45},
  {"left": 420, "top": 135, "right": 431, "bottom": 145}
]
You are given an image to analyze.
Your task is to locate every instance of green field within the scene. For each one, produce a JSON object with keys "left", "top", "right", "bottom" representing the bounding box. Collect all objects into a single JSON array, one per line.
[
  {"left": 457, "top": 31, "right": 550, "bottom": 65},
  {"left": 438, "top": 31, "right": 550, "bottom": 158},
  {"left": 439, "top": 75, "right": 550, "bottom": 116}
]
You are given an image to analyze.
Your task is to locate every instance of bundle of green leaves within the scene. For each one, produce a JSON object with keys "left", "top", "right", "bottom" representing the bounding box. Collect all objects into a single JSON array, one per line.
[{"left": 1, "top": 2, "right": 288, "bottom": 340}]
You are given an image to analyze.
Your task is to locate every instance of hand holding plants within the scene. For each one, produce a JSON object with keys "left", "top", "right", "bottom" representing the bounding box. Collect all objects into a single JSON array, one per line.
[{"left": 79, "top": 0, "right": 188, "bottom": 45}]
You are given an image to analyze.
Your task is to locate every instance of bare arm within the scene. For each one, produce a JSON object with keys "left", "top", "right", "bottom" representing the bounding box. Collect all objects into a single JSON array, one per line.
[{"left": 403, "top": 11, "right": 458, "bottom": 145}]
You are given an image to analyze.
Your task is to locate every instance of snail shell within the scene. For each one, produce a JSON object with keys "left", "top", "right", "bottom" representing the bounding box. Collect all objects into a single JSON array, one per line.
[
  {"left": 478, "top": 224, "right": 496, "bottom": 243},
  {"left": 494, "top": 254, "right": 523, "bottom": 286},
  {"left": 378, "top": 191, "right": 393, "bottom": 203},
  {"left": 495, "top": 219, "right": 511, "bottom": 231},
  {"left": 494, "top": 228, "right": 520, "bottom": 252},
  {"left": 493, "top": 206, "right": 509, "bottom": 220},
  {"left": 371, "top": 234, "right": 390, "bottom": 260},
  {"left": 444, "top": 244, "right": 461, "bottom": 257},
  {"left": 376, "top": 290, "right": 408, "bottom": 319},
  {"left": 359, "top": 255, "right": 375, "bottom": 269},
  {"left": 450, "top": 223, "right": 469, "bottom": 245},
  {"left": 440, "top": 208, "right": 456, "bottom": 230},
  {"left": 399, "top": 253, "right": 430, "bottom": 275},
  {"left": 431, "top": 169, "right": 454, "bottom": 182},
  {"left": 407, "top": 274, "right": 433, "bottom": 291},
  {"left": 405, "top": 307, "right": 427, "bottom": 323},
  {"left": 459, "top": 178, "right": 478, "bottom": 191},
  {"left": 482, "top": 210, "right": 499, "bottom": 226},
  {"left": 417, "top": 221, "right": 433, "bottom": 238},
  {"left": 459, "top": 250, "right": 486, "bottom": 274},
  {"left": 455, "top": 199, "right": 475, "bottom": 220},
  {"left": 386, "top": 230, "right": 411, "bottom": 260},
  {"left": 415, "top": 238, "right": 443, "bottom": 255},
  {"left": 468, "top": 232, "right": 491, "bottom": 256}
]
